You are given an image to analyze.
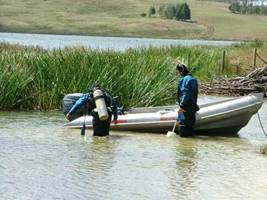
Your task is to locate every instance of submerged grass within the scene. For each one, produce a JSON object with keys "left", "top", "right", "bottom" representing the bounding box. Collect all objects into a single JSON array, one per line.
[{"left": 1, "top": 42, "right": 264, "bottom": 110}]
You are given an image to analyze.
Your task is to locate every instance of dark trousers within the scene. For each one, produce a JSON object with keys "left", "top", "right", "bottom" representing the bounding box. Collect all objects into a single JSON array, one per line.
[
  {"left": 179, "top": 109, "right": 196, "bottom": 137},
  {"left": 92, "top": 114, "right": 112, "bottom": 136}
]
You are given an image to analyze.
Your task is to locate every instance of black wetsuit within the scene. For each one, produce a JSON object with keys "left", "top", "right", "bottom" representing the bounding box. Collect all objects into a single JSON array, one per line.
[
  {"left": 177, "top": 74, "right": 199, "bottom": 137},
  {"left": 68, "top": 91, "right": 118, "bottom": 136}
]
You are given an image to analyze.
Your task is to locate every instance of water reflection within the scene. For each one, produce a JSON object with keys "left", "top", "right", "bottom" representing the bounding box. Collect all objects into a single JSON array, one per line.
[
  {"left": 65, "top": 136, "right": 119, "bottom": 199},
  {"left": 171, "top": 138, "right": 198, "bottom": 199},
  {"left": 0, "top": 97, "right": 266, "bottom": 200}
]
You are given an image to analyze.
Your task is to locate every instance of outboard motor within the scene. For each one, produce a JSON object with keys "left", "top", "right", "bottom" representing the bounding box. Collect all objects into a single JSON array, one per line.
[
  {"left": 62, "top": 93, "right": 85, "bottom": 121},
  {"left": 93, "top": 89, "right": 109, "bottom": 120}
]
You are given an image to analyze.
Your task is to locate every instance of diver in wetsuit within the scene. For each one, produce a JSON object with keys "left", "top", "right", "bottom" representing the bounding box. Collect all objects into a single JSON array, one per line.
[
  {"left": 176, "top": 63, "right": 199, "bottom": 137},
  {"left": 66, "top": 83, "right": 118, "bottom": 136}
]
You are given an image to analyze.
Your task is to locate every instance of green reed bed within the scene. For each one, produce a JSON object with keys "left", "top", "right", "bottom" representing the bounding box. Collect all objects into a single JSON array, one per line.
[{"left": 0, "top": 43, "right": 227, "bottom": 110}]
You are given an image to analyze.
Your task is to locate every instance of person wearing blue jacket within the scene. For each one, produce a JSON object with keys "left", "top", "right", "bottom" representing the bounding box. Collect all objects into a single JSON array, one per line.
[
  {"left": 176, "top": 63, "right": 199, "bottom": 137},
  {"left": 66, "top": 83, "right": 118, "bottom": 137}
]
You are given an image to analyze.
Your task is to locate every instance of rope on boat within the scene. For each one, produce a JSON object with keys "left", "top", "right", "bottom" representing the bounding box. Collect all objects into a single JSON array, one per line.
[
  {"left": 257, "top": 112, "right": 267, "bottom": 154},
  {"left": 257, "top": 112, "right": 267, "bottom": 138}
]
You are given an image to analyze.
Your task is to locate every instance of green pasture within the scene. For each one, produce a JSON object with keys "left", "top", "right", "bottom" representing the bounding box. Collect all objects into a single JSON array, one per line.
[{"left": 0, "top": 0, "right": 267, "bottom": 40}]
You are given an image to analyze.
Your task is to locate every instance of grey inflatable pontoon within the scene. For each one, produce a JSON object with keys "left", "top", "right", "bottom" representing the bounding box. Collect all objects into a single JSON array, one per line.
[{"left": 63, "top": 93, "right": 264, "bottom": 136}]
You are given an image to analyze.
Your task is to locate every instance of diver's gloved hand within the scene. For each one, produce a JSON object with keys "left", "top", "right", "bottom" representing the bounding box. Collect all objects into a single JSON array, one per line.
[
  {"left": 66, "top": 113, "right": 71, "bottom": 121},
  {"left": 176, "top": 114, "right": 185, "bottom": 122}
]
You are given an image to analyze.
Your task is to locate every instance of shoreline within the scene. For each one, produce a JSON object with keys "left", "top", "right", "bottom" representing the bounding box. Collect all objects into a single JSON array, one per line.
[{"left": 0, "top": 31, "right": 245, "bottom": 42}]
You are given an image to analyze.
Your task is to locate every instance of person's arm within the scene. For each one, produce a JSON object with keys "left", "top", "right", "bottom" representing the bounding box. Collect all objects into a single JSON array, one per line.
[
  {"left": 190, "top": 78, "right": 199, "bottom": 111},
  {"left": 66, "top": 95, "right": 88, "bottom": 120},
  {"left": 179, "top": 78, "right": 192, "bottom": 110},
  {"left": 177, "top": 79, "right": 186, "bottom": 114},
  {"left": 176, "top": 89, "right": 180, "bottom": 105},
  {"left": 111, "top": 96, "right": 118, "bottom": 122},
  {"left": 177, "top": 79, "right": 181, "bottom": 105}
]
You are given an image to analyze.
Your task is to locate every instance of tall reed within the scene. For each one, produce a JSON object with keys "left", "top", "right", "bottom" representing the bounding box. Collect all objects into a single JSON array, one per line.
[{"left": 0, "top": 43, "right": 230, "bottom": 110}]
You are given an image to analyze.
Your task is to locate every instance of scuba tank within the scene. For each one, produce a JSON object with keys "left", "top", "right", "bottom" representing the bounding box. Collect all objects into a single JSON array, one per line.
[{"left": 93, "top": 89, "right": 109, "bottom": 120}]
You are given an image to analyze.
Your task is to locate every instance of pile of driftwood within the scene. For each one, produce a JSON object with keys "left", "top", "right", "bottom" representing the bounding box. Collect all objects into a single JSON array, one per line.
[{"left": 200, "top": 66, "right": 267, "bottom": 97}]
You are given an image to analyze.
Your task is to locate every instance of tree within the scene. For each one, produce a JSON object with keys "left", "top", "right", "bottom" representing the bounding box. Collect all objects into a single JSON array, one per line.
[
  {"left": 247, "top": 3, "right": 253, "bottom": 14},
  {"left": 158, "top": 2, "right": 192, "bottom": 21},
  {"left": 148, "top": 6, "right": 156, "bottom": 17},
  {"left": 164, "top": 4, "right": 176, "bottom": 19},
  {"left": 228, "top": 0, "right": 267, "bottom": 15},
  {"left": 174, "top": 3, "right": 191, "bottom": 21},
  {"left": 229, "top": 2, "right": 241, "bottom": 13},
  {"left": 184, "top": 3, "right": 191, "bottom": 20},
  {"left": 174, "top": 3, "right": 182, "bottom": 20},
  {"left": 241, "top": 0, "right": 248, "bottom": 14},
  {"left": 261, "top": 6, "right": 267, "bottom": 15},
  {"left": 253, "top": 6, "right": 261, "bottom": 14},
  {"left": 158, "top": 5, "right": 165, "bottom": 17}
]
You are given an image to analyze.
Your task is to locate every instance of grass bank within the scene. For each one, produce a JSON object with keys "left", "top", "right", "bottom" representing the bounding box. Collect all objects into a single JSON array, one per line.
[
  {"left": 0, "top": 42, "right": 266, "bottom": 110},
  {"left": 0, "top": 0, "right": 267, "bottom": 40}
]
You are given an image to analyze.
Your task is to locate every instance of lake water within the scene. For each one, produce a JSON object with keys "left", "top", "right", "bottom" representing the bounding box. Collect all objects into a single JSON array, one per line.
[
  {"left": 0, "top": 32, "right": 239, "bottom": 51},
  {"left": 0, "top": 96, "right": 267, "bottom": 200}
]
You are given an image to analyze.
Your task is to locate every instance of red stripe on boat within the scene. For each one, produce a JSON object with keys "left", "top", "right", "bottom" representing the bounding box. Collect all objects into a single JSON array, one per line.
[
  {"left": 160, "top": 116, "right": 176, "bottom": 121},
  {"left": 113, "top": 119, "right": 127, "bottom": 124}
]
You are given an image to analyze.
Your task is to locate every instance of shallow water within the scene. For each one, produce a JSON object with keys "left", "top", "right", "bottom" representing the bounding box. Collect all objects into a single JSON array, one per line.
[{"left": 0, "top": 97, "right": 267, "bottom": 200}]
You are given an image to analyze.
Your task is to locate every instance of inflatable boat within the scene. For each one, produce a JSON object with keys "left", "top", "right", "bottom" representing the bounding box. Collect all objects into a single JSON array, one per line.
[{"left": 63, "top": 93, "right": 264, "bottom": 135}]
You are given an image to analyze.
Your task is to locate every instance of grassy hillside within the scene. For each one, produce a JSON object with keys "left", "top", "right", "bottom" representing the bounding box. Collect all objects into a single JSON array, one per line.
[{"left": 0, "top": 0, "right": 267, "bottom": 40}]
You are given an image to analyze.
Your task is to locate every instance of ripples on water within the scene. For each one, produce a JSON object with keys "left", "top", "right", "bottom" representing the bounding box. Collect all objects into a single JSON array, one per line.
[{"left": 0, "top": 100, "right": 267, "bottom": 200}]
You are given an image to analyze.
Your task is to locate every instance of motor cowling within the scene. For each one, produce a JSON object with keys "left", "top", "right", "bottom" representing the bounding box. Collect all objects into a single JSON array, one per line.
[
  {"left": 93, "top": 89, "right": 109, "bottom": 120},
  {"left": 62, "top": 93, "right": 85, "bottom": 121}
]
